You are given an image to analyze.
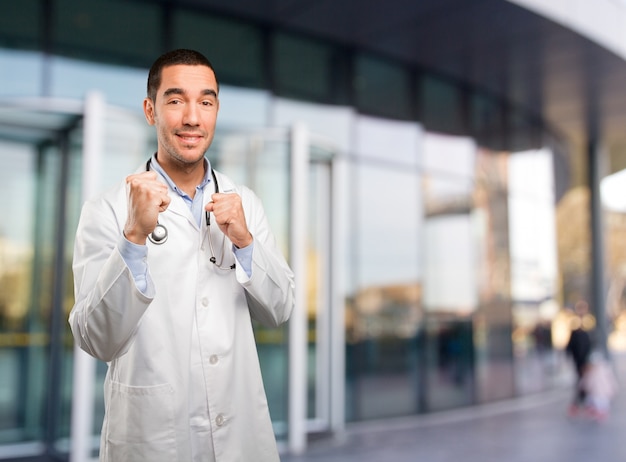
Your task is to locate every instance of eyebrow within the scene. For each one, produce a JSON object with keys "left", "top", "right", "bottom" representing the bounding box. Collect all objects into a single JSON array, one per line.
[{"left": 162, "top": 88, "right": 218, "bottom": 98}]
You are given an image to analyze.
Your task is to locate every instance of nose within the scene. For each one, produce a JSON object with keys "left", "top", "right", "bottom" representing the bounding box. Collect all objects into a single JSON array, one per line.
[{"left": 182, "top": 102, "right": 200, "bottom": 126}]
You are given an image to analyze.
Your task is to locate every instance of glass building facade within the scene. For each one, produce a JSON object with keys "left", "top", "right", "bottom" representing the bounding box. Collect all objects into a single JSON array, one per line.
[{"left": 0, "top": 0, "right": 603, "bottom": 460}]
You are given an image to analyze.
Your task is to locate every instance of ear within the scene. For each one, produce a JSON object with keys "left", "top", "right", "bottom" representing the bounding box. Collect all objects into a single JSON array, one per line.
[{"left": 143, "top": 98, "right": 156, "bottom": 125}]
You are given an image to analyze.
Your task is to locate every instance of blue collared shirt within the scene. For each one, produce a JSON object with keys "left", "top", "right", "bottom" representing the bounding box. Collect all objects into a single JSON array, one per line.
[{"left": 120, "top": 155, "right": 253, "bottom": 292}]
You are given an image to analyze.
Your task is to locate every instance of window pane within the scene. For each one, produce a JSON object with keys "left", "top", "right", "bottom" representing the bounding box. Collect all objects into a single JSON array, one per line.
[
  {"left": 421, "top": 134, "right": 479, "bottom": 411},
  {"left": 508, "top": 149, "right": 560, "bottom": 394},
  {"left": 0, "top": 141, "right": 38, "bottom": 443},
  {"left": 173, "top": 11, "right": 265, "bottom": 88},
  {"left": 347, "top": 163, "right": 422, "bottom": 421},
  {"left": 273, "top": 33, "right": 332, "bottom": 101},
  {"left": 1, "top": 0, "right": 41, "bottom": 50},
  {"left": 354, "top": 115, "right": 421, "bottom": 166},
  {"left": 49, "top": 56, "right": 146, "bottom": 109},
  {"left": 473, "top": 147, "right": 515, "bottom": 403},
  {"left": 53, "top": 0, "right": 161, "bottom": 66},
  {"left": 470, "top": 92, "right": 505, "bottom": 150},
  {"left": 355, "top": 54, "right": 413, "bottom": 120},
  {"left": 422, "top": 132, "right": 475, "bottom": 178},
  {"left": 419, "top": 75, "right": 464, "bottom": 135},
  {"left": 0, "top": 50, "right": 43, "bottom": 97}
]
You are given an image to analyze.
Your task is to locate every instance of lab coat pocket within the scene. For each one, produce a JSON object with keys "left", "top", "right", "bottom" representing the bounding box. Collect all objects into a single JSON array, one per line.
[{"left": 106, "top": 381, "right": 177, "bottom": 462}]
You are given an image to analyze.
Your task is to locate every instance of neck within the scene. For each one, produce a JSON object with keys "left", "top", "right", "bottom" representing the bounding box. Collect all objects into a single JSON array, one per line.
[{"left": 157, "top": 154, "right": 206, "bottom": 198}]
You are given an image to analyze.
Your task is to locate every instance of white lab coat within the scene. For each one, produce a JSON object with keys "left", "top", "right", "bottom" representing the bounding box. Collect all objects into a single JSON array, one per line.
[{"left": 69, "top": 167, "right": 295, "bottom": 462}]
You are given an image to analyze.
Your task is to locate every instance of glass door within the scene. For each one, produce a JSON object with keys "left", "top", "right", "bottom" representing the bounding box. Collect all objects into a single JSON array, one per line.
[
  {"left": 210, "top": 128, "right": 339, "bottom": 449},
  {"left": 0, "top": 104, "right": 83, "bottom": 459},
  {"left": 306, "top": 156, "right": 333, "bottom": 432}
]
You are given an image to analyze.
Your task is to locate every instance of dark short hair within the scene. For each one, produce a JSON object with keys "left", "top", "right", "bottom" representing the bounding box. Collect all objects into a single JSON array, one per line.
[{"left": 147, "top": 49, "right": 219, "bottom": 101}]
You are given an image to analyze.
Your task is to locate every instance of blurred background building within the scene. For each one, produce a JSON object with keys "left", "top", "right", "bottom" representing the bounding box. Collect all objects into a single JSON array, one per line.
[{"left": 2, "top": 0, "right": 626, "bottom": 460}]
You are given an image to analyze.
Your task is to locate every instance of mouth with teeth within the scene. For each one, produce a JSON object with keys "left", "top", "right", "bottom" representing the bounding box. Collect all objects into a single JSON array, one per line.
[{"left": 176, "top": 131, "right": 205, "bottom": 146}]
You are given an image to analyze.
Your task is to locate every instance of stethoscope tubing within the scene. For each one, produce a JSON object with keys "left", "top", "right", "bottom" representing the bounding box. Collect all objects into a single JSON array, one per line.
[{"left": 145, "top": 158, "right": 220, "bottom": 246}]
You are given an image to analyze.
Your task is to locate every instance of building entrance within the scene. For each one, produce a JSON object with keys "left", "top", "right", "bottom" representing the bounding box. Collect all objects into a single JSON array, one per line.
[
  {"left": 0, "top": 99, "right": 85, "bottom": 460},
  {"left": 0, "top": 98, "right": 344, "bottom": 460}
]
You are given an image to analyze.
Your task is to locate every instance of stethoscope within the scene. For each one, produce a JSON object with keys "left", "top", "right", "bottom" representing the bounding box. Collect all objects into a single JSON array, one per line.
[{"left": 146, "top": 158, "right": 235, "bottom": 270}]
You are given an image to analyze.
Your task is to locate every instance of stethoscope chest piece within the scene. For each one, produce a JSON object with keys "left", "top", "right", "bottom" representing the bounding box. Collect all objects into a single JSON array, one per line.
[{"left": 149, "top": 223, "right": 168, "bottom": 245}]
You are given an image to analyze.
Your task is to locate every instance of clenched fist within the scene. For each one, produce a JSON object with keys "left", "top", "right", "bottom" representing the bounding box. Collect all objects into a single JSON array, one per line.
[
  {"left": 123, "top": 171, "right": 171, "bottom": 245},
  {"left": 205, "top": 192, "right": 253, "bottom": 249}
]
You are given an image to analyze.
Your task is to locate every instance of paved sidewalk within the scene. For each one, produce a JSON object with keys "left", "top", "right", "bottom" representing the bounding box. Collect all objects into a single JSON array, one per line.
[{"left": 282, "top": 354, "right": 626, "bottom": 462}]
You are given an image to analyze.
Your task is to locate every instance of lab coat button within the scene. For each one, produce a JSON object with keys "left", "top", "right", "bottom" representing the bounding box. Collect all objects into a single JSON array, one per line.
[
  {"left": 210, "top": 354, "right": 219, "bottom": 365},
  {"left": 202, "top": 297, "right": 209, "bottom": 307},
  {"left": 216, "top": 414, "right": 225, "bottom": 426}
]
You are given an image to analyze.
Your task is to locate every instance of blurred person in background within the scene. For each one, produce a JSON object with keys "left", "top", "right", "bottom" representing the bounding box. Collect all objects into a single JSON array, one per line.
[
  {"left": 565, "top": 300, "right": 593, "bottom": 416},
  {"left": 579, "top": 351, "right": 618, "bottom": 421},
  {"left": 69, "top": 49, "right": 295, "bottom": 462}
]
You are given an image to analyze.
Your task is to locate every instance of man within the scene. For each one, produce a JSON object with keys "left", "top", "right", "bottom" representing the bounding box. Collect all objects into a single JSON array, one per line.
[{"left": 69, "top": 49, "right": 295, "bottom": 462}]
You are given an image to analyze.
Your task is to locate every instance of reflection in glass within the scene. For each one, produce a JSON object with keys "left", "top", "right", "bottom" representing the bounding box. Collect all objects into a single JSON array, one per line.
[
  {"left": 0, "top": 141, "right": 38, "bottom": 443},
  {"left": 508, "top": 149, "right": 562, "bottom": 393},
  {"left": 421, "top": 134, "right": 477, "bottom": 411},
  {"left": 347, "top": 162, "right": 422, "bottom": 421},
  {"left": 472, "top": 147, "right": 515, "bottom": 403}
]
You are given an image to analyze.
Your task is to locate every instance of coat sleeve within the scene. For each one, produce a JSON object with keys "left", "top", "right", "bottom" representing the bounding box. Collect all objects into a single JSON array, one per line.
[
  {"left": 236, "top": 186, "right": 295, "bottom": 328},
  {"left": 68, "top": 189, "right": 153, "bottom": 362}
]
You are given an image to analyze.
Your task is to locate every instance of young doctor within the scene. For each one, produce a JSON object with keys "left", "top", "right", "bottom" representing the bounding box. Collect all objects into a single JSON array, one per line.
[{"left": 69, "top": 49, "right": 295, "bottom": 462}]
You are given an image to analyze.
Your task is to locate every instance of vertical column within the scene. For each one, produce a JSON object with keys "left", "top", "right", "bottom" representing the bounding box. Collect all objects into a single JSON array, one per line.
[
  {"left": 330, "top": 154, "right": 347, "bottom": 437},
  {"left": 70, "top": 92, "right": 105, "bottom": 462},
  {"left": 289, "top": 123, "right": 309, "bottom": 454},
  {"left": 587, "top": 136, "right": 609, "bottom": 357}
]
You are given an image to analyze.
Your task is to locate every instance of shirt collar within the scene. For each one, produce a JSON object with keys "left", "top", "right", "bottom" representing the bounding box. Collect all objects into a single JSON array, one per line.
[{"left": 149, "top": 154, "right": 213, "bottom": 198}]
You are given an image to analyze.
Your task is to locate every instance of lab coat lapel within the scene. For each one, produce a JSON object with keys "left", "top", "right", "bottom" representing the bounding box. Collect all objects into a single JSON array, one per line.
[{"left": 164, "top": 194, "right": 198, "bottom": 229}]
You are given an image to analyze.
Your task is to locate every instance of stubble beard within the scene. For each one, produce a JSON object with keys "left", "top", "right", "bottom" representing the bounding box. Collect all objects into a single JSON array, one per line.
[{"left": 159, "top": 127, "right": 211, "bottom": 168}]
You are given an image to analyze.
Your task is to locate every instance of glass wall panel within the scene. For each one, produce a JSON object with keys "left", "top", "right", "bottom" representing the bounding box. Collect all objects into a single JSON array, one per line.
[
  {"left": 473, "top": 147, "right": 515, "bottom": 403},
  {"left": 419, "top": 75, "right": 464, "bottom": 135},
  {"left": 422, "top": 132, "right": 475, "bottom": 178},
  {"left": 602, "top": 171, "right": 626, "bottom": 352},
  {"left": 508, "top": 149, "right": 561, "bottom": 393},
  {"left": 218, "top": 86, "right": 271, "bottom": 129},
  {"left": 49, "top": 57, "right": 146, "bottom": 109},
  {"left": 28, "top": 143, "right": 62, "bottom": 446},
  {"left": 1, "top": 1, "right": 41, "bottom": 50},
  {"left": 469, "top": 93, "right": 505, "bottom": 150},
  {"left": 273, "top": 98, "right": 354, "bottom": 153},
  {"left": 354, "top": 115, "right": 421, "bottom": 166},
  {"left": 0, "top": 50, "right": 44, "bottom": 97},
  {"left": 52, "top": 0, "right": 161, "bottom": 66},
  {"left": 173, "top": 11, "right": 265, "bottom": 88},
  {"left": 0, "top": 141, "right": 38, "bottom": 444},
  {"left": 346, "top": 162, "right": 422, "bottom": 421},
  {"left": 354, "top": 54, "right": 413, "bottom": 120},
  {"left": 422, "top": 204, "right": 475, "bottom": 410},
  {"left": 421, "top": 133, "right": 478, "bottom": 411},
  {"left": 273, "top": 33, "right": 333, "bottom": 102},
  {"left": 0, "top": 129, "right": 79, "bottom": 456}
]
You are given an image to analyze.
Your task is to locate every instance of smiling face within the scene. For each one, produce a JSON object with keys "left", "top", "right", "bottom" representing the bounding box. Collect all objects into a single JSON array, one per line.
[{"left": 143, "top": 64, "right": 219, "bottom": 170}]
